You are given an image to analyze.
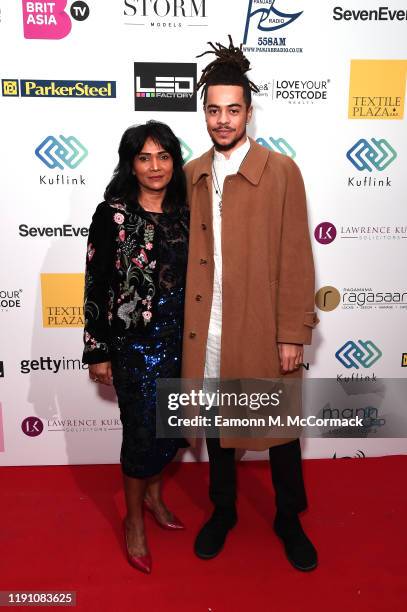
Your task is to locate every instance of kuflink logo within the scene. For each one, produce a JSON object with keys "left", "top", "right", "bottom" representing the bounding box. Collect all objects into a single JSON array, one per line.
[
  {"left": 179, "top": 139, "right": 193, "bottom": 163},
  {"left": 35, "top": 136, "right": 88, "bottom": 170},
  {"left": 335, "top": 340, "right": 382, "bottom": 369},
  {"left": 243, "top": 0, "right": 303, "bottom": 43},
  {"left": 346, "top": 138, "right": 397, "bottom": 172},
  {"left": 22, "top": 0, "right": 89, "bottom": 39},
  {"left": 256, "top": 137, "right": 296, "bottom": 158}
]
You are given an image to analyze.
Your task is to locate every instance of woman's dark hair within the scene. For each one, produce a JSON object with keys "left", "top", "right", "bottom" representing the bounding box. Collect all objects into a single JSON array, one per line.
[
  {"left": 104, "top": 121, "right": 186, "bottom": 213},
  {"left": 197, "top": 35, "right": 259, "bottom": 107}
]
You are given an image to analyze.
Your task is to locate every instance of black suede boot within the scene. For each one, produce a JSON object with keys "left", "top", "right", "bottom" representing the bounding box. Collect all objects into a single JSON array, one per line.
[
  {"left": 194, "top": 507, "right": 237, "bottom": 560},
  {"left": 274, "top": 514, "right": 318, "bottom": 571}
]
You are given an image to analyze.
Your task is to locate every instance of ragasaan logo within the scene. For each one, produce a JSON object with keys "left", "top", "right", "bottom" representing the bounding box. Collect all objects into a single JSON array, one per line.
[
  {"left": 21, "top": 0, "right": 90, "bottom": 39},
  {"left": 134, "top": 63, "right": 197, "bottom": 112}
]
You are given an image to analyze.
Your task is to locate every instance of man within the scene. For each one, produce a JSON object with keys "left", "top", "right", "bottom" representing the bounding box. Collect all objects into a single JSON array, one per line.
[{"left": 182, "top": 38, "right": 319, "bottom": 571}]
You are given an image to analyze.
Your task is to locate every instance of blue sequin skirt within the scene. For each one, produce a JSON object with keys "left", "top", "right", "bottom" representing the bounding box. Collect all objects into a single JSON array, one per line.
[{"left": 110, "top": 289, "right": 187, "bottom": 479}]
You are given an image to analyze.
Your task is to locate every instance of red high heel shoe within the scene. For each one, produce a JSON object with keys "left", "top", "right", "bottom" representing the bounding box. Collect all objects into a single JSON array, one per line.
[
  {"left": 123, "top": 521, "right": 152, "bottom": 574},
  {"left": 144, "top": 498, "right": 185, "bottom": 530}
]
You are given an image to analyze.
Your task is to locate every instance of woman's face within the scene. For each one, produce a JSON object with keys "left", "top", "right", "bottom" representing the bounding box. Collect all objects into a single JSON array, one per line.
[{"left": 133, "top": 137, "right": 174, "bottom": 193}]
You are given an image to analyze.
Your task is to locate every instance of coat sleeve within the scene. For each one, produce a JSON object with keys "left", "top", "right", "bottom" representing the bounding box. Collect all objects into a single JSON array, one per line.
[
  {"left": 82, "top": 202, "right": 115, "bottom": 364},
  {"left": 276, "top": 157, "right": 319, "bottom": 345}
]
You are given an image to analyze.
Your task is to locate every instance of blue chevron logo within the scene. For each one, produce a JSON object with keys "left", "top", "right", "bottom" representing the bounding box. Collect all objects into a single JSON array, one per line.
[
  {"left": 256, "top": 136, "right": 296, "bottom": 158},
  {"left": 35, "top": 135, "right": 88, "bottom": 170},
  {"left": 335, "top": 340, "right": 382, "bottom": 369},
  {"left": 346, "top": 138, "right": 397, "bottom": 172}
]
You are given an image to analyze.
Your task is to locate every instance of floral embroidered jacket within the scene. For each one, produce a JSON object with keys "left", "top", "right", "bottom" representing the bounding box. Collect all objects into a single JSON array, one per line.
[{"left": 82, "top": 200, "right": 189, "bottom": 365}]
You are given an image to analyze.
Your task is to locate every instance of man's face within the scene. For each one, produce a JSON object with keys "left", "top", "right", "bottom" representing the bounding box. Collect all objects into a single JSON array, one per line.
[{"left": 204, "top": 85, "right": 253, "bottom": 153}]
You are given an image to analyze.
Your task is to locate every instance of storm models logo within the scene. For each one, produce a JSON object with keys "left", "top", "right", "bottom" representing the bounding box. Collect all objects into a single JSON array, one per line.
[{"left": 124, "top": 0, "right": 207, "bottom": 28}]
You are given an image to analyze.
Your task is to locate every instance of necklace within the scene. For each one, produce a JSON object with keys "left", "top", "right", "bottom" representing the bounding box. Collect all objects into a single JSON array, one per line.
[{"left": 212, "top": 162, "right": 223, "bottom": 216}]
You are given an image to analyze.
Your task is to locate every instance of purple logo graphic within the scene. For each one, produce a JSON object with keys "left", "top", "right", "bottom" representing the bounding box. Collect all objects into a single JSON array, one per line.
[
  {"left": 314, "top": 222, "right": 337, "bottom": 244},
  {"left": 21, "top": 416, "right": 44, "bottom": 437}
]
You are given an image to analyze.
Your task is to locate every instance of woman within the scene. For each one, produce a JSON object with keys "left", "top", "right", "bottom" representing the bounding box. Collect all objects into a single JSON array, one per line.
[{"left": 82, "top": 121, "right": 189, "bottom": 574}]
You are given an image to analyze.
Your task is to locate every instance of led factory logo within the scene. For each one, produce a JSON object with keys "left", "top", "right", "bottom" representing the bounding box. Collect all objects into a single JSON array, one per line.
[
  {"left": 335, "top": 340, "right": 382, "bottom": 369},
  {"left": 243, "top": 0, "right": 302, "bottom": 42},
  {"left": 134, "top": 63, "right": 197, "bottom": 112},
  {"left": 346, "top": 138, "right": 397, "bottom": 172},
  {"left": 22, "top": 0, "right": 89, "bottom": 39},
  {"left": 35, "top": 135, "right": 88, "bottom": 170}
]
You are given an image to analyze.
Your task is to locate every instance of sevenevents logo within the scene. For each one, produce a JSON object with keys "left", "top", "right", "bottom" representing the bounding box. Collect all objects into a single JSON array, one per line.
[
  {"left": 35, "top": 135, "right": 88, "bottom": 169},
  {"left": 333, "top": 6, "right": 407, "bottom": 22},
  {"left": 346, "top": 138, "right": 397, "bottom": 172},
  {"left": 1, "top": 79, "right": 116, "bottom": 98},
  {"left": 22, "top": 1, "right": 90, "bottom": 39},
  {"left": 335, "top": 340, "right": 382, "bottom": 369},
  {"left": 256, "top": 136, "right": 296, "bottom": 158},
  {"left": 243, "top": 0, "right": 303, "bottom": 54},
  {"left": 134, "top": 63, "right": 197, "bottom": 112}
]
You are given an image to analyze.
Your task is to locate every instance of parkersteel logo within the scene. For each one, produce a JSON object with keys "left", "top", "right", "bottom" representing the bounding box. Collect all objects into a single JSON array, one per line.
[
  {"left": 335, "top": 340, "right": 382, "bottom": 369},
  {"left": 256, "top": 136, "right": 296, "bottom": 158},
  {"left": 2, "top": 79, "right": 116, "bottom": 98},
  {"left": 243, "top": 0, "right": 303, "bottom": 54},
  {"left": 35, "top": 135, "right": 88, "bottom": 170},
  {"left": 22, "top": 1, "right": 90, "bottom": 39},
  {"left": 134, "top": 63, "right": 197, "bottom": 112}
]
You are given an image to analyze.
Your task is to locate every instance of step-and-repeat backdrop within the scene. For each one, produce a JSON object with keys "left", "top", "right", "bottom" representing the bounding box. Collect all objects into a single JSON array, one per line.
[{"left": 1, "top": 1, "right": 406, "bottom": 466}]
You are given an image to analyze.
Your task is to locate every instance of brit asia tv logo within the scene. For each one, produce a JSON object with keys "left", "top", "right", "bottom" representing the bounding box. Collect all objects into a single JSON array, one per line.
[{"left": 21, "top": 1, "right": 90, "bottom": 39}]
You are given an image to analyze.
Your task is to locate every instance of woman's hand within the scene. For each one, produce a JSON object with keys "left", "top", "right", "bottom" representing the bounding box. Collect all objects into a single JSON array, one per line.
[
  {"left": 89, "top": 361, "right": 113, "bottom": 386},
  {"left": 277, "top": 343, "right": 304, "bottom": 373}
]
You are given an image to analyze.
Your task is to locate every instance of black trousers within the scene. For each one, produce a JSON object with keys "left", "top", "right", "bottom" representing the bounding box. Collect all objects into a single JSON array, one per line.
[{"left": 206, "top": 438, "right": 307, "bottom": 517}]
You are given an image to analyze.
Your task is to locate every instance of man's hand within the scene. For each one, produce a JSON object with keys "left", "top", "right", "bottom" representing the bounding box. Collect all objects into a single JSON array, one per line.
[
  {"left": 277, "top": 343, "right": 304, "bottom": 374},
  {"left": 88, "top": 361, "right": 113, "bottom": 386}
]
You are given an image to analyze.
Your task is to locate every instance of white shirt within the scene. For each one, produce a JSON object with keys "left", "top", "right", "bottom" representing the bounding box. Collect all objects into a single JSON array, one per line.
[{"left": 204, "top": 138, "right": 251, "bottom": 379}]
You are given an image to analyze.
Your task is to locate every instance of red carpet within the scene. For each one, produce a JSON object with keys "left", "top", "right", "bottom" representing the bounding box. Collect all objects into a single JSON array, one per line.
[{"left": 1, "top": 457, "right": 406, "bottom": 612}]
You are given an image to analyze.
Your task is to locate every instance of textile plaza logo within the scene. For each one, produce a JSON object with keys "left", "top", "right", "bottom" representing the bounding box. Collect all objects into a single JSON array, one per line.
[
  {"left": 254, "top": 79, "right": 330, "bottom": 104},
  {"left": 40, "top": 273, "right": 84, "bottom": 327},
  {"left": 20, "top": 356, "right": 88, "bottom": 374},
  {"left": 316, "top": 286, "right": 407, "bottom": 311},
  {"left": 0, "top": 289, "right": 23, "bottom": 311},
  {"left": 315, "top": 222, "right": 407, "bottom": 244},
  {"left": 348, "top": 60, "right": 407, "bottom": 119},
  {"left": 256, "top": 136, "right": 296, "bottom": 158},
  {"left": 242, "top": 0, "right": 303, "bottom": 54},
  {"left": 19, "top": 224, "right": 88, "bottom": 238},
  {"left": 35, "top": 135, "right": 87, "bottom": 186},
  {"left": 346, "top": 138, "right": 396, "bottom": 189},
  {"left": 1, "top": 79, "right": 116, "bottom": 98},
  {"left": 333, "top": 6, "right": 407, "bottom": 22},
  {"left": 21, "top": 416, "right": 44, "bottom": 437},
  {"left": 335, "top": 340, "right": 382, "bottom": 369},
  {"left": 123, "top": 0, "right": 207, "bottom": 28},
  {"left": 179, "top": 139, "right": 193, "bottom": 163},
  {"left": 134, "top": 63, "right": 197, "bottom": 112},
  {"left": 22, "top": 1, "right": 90, "bottom": 39}
]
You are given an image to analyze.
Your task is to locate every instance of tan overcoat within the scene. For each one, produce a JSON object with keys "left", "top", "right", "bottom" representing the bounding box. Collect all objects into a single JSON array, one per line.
[{"left": 181, "top": 138, "right": 319, "bottom": 450}]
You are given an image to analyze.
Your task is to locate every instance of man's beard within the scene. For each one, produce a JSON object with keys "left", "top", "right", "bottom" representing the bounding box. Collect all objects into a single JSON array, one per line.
[{"left": 210, "top": 127, "right": 247, "bottom": 152}]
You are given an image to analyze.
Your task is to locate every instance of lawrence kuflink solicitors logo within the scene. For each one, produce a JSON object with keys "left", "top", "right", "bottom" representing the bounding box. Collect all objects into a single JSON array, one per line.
[
  {"left": 134, "top": 63, "right": 197, "bottom": 112},
  {"left": 1, "top": 79, "right": 116, "bottom": 98},
  {"left": 123, "top": 0, "right": 207, "bottom": 29},
  {"left": 21, "top": 0, "right": 90, "bottom": 39},
  {"left": 242, "top": 0, "right": 303, "bottom": 54}
]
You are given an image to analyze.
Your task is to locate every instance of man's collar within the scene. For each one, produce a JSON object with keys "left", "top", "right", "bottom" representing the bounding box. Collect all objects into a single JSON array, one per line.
[{"left": 191, "top": 137, "right": 270, "bottom": 186}]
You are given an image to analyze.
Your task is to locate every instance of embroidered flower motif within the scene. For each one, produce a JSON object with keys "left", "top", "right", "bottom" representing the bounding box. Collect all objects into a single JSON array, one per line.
[
  {"left": 84, "top": 331, "right": 91, "bottom": 342},
  {"left": 142, "top": 311, "right": 152, "bottom": 323},
  {"left": 149, "top": 260, "right": 156, "bottom": 269},
  {"left": 145, "top": 242, "right": 153, "bottom": 250},
  {"left": 115, "top": 260, "right": 121, "bottom": 269},
  {"left": 87, "top": 244, "right": 95, "bottom": 261},
  {"left": 119, "top": 229, "right": 126, "bottom": 242},
  {"left": 113, "top": 212, "right": 125, "bottom": 225}
]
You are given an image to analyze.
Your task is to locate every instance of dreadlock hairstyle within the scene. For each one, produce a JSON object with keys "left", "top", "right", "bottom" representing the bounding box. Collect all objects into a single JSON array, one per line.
[{"left": 196, "top": 35, "right": 260, "bottom": 107}]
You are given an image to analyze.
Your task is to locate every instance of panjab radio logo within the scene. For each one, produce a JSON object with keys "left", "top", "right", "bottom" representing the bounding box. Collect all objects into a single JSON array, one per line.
[
  {"left": 243, "top": 0, "right": 303, "bottom": 54},
  {"left": 134, "top": 63, "right": 197, "bottom": 112},
  {"left": 348, "top": 60, "right": 407, "bottom": 119},
  {"left": 40, "top": 273, "right": 84, "bottom": 328},
  {"left": 21, "top": 1, "right": 90, "bottom": 39}
]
